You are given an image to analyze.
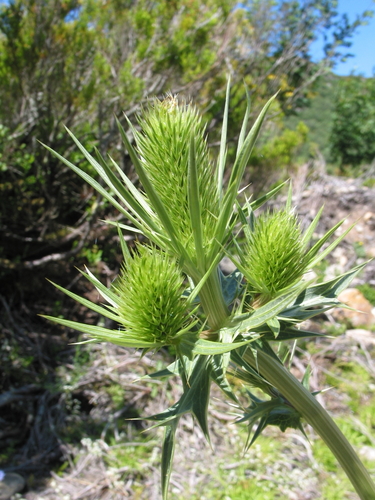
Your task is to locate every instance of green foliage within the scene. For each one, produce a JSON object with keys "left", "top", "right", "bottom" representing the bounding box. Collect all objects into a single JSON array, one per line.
[
  {"left": 104, "top": 438, "right": 156, "bottom": 471},
  {"left": 0, "top": 0, "right": 234, "bottom": 270},
  {"left": 0, "top": 125, "right": 35, "bottom": 174},
  {"left": 284, "top": 74, "right": 339, "bottom": 160},
  {"left": 106, "top": 384, "right": 126, "bottom": 410},
  {"left": 330, "top": 76, "right": 375, "bottom": 168},
  {"left": 79, "top": 244, "right": 103, "bottom": 266},
  {"left": 250, "top": 121, "right": 309, "bottom": 171},
  {"left": 326, "top": 361, "right": 371, "bottom": 413},
  {"left": 353, "top": 241, "right": 367, "bottom": 259},
  {"left": 362, "top": 178, "right": 375, "bottom": 188},
  {"left": 357, "top": 284, "right": 375, "bottom": 306},
  {"left": 223, "top": 0, "right": 372, "bottom": 113},
  {"left": 0, "top": 0, "right": 100, "bottom": 251}
]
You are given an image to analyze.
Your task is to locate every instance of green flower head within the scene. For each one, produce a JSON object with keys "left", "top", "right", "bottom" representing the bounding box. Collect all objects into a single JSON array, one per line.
[
  {"left": 135, "top": 95, "right": 219, "bottom": 258},
  {"left": 242, "top": 209, "right": 308, "bottom": 305},
  {"left": 113, "top": 245, "right": 192, "bottom": 346}
]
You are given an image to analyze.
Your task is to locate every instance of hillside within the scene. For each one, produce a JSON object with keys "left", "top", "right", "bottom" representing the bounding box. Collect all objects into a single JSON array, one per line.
[{"left": 285, "top": 73, "right": 340, "bottom": 160}]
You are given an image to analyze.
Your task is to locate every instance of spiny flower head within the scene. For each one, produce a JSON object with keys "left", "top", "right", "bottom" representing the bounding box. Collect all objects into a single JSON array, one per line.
[
  {"left": 135, "top": 95, "right": 219, "bottom": 258},
  {"left": 242, "top": 209, "right": 309, "bottom": 305},
  {"left": 113, "top": 245, "right": 192, "bottom": 345}
]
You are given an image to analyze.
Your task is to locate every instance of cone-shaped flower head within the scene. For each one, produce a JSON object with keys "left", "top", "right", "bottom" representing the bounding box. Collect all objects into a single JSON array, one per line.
[
  {"left": 113, "top": 245, "right": 192, "bottom": 346},
  {"left": 242, "top": 210, "right": 309, "bottom": 305},
  {"left": 135, "top": 95, "right": 219, "bottom": 260}
]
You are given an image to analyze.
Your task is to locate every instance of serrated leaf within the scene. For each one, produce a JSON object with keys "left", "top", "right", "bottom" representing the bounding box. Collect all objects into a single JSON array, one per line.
[
  {"left": 259, "top": 323, "right": 326, "bottom": 341},
  {"left": 138, "top": 360, "right": 181, "bottom": 380},
  {"left": 191, "top": 360, "right": 212, "bottom": 444},
  {"left": 161, "top": 419, "right": 179, "bottom": 500},
  {"left": 280, "top": 262, "right": 368, "bottom": 322},
  {"left": 267, "top": 317, "right": 280, "bottom": 338},
  {"left": 210, "top": 354, "right": 238, "bottom": 403},
  {"left": 145, "top": 355, "right": 208, "bottom": 419},
  {"left": 238, "top": 395, "right": 303, "bottom": 451},
  {"left": 229, "top": 349, "right": 270, "bottom": 392},
  {"left": 237, "top": 397, "right": 282, "bottom": 424},
  {"left": 227, "top": 282, "right": 307, "bottom": 334},
  {"left": 145, "top": 355, "right": 212, "bottom": 443},
  {"left": 180, "top": 336, "right": 259, "bottom": 356},
  {"left": 219, "top": 268, "right": 244, "bottom": 306}
]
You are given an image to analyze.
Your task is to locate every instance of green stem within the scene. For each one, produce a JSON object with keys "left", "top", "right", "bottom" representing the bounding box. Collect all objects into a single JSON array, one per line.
[
  {"left": 244, "top": 349, "right": 375, "bottom": 500},
  {"left": 198, "top": 268, "right": 229, "bottom": 332}
]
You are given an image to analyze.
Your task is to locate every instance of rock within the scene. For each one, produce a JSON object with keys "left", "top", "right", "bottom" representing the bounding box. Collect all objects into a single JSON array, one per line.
[
  {"left": 219, "top": 256, "right": 237, "bottom": 275},
  {"left": 346, "top": 329, "right": 375, "bottom": 346},
  {"left": 331, "top": 288, "right": 375, "bottom": 328},
  {"left": 359, "top": 446, "right": 375, "bottom": 461},
  {"left": 0, "top": 472, "right": 25, "bottom": 500}
]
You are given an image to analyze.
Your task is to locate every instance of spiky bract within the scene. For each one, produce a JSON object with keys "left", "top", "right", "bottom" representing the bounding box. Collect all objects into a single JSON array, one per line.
[
  {"left": 135, "top": 96, "right": 219, "bottom": 258},
  {"left": 243, "top": 210, "right": 308, "bottom": 303},
  {"left": 114, "top": 245, "right": 191, "bottom": 345}
]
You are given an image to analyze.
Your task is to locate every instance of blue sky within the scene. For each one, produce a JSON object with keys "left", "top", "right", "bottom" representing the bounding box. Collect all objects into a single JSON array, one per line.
[{"left": 311, "top": 0, "right": 375, "bottom": 77}]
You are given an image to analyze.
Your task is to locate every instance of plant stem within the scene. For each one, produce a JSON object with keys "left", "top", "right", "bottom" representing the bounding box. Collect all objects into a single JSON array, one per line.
[
  {"left": 198, "top": 268, "right": 229, "bottom": 332},
  {"left": 244, "top": 349, "right": 375, "bottom": 500}
]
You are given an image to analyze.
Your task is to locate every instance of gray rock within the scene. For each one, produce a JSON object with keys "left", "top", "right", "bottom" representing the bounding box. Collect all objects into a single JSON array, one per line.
[
  {"left": 346, "top": 329, "right": 375, "bottom": 346},
  {"left": 0, "top": 472, "right": 25, "bottom": 500},
  {"left": 219, "top": 256, "right": 236, "bottom": 275}
]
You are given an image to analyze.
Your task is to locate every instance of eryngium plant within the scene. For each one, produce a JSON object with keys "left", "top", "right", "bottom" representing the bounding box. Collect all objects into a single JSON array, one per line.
[{"left": 43, "top": 82, "right": 375, "bottom": 500}]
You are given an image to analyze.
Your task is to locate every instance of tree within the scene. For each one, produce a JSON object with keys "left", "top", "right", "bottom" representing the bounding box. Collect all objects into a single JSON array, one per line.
[
  {"left": 228, "top": 0, "right": 372, "bottom": 111},
  {"left": 0, "top": 0, "right": 235, "bottom": 272},
  {"left": 330, "top": 76, "right": 375, "bottom": 168},
  {"left": 0, "top": 0, "right": 98, "bottom": 269},
  {"left": 202, "top": 0, "right": 372, "bottom": 187}
]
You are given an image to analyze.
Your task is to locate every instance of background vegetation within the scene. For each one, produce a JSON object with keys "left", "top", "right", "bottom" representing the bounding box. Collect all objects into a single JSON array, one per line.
[{"left": 1, "top": 1, "right": 375, "bottom": 498}]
